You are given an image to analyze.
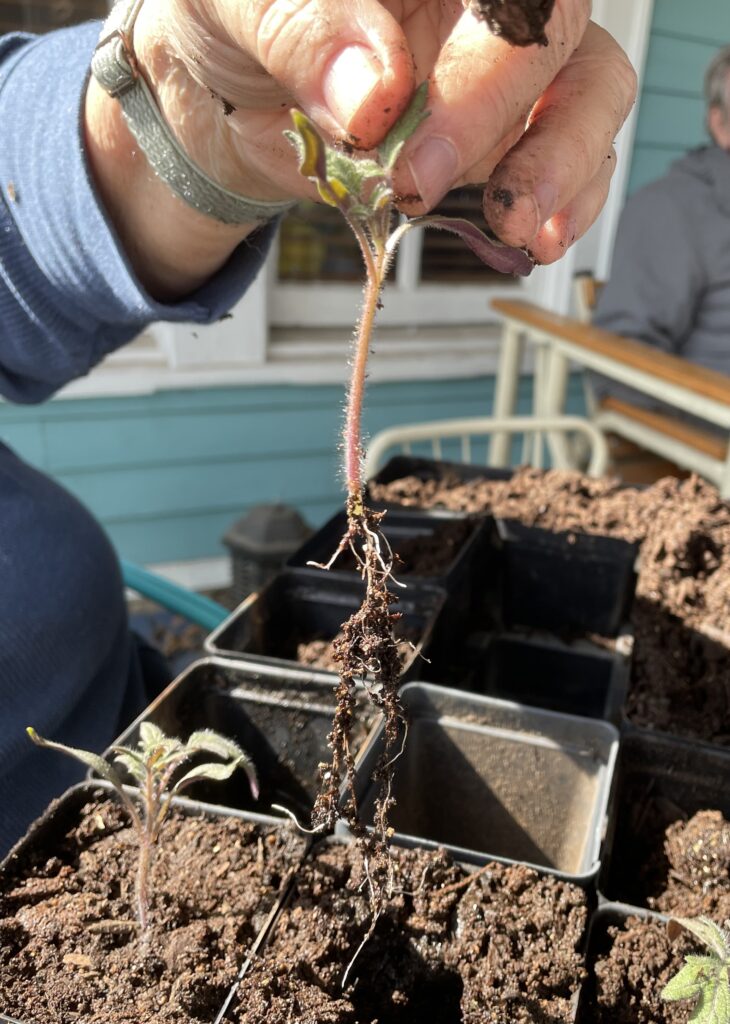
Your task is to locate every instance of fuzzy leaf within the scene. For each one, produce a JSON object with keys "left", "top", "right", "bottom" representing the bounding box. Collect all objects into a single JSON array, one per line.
[
  {"left": 113, "top": 750, "right": 147, "bottom": 783},
  {"left": 289, "top": 110, "right": 328, "bottom": 184},
  {"left": 662, "top": 958, "right": 721, "bottom": 1002},
  {"left": 379, "top": 81, "right": 430, "bottom": 170},
  {"left": 410, "top": 215, "right": 533, "bottom": 276},
  {"left": 27, "top": 728, "right": 126, "bottom": 791},
  {"left": 173, "top": 757, "right": 259, "bottom": 799},
  {"left": 689, "top": 968, "right": 730, "bottom": 1024},
  {"left": 187, "top": 729, "right": 246, "bottom": 761},
  {"left": 139, "top": 722, "right": 165, "bottom": 750},
  {"left": 669, "top": 919, "right": 730, "bottom": 962},
  {"left": 370, "top": 182, "right": 393, "bottom": 211}
]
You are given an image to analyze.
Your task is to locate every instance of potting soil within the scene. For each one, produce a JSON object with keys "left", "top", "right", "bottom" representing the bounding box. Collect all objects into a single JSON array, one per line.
[
  {"left": 371, "top": 468, "right": 730, "bottom": 745},
  {"left": 0, "top": 796, "right": 304, "bottom": 1024},
  {"left": 589, "top": 917, "right": 694, "bottom": 1023},
  {"left": 235, "top": 842, "right": 587, "bottom": 1024}
]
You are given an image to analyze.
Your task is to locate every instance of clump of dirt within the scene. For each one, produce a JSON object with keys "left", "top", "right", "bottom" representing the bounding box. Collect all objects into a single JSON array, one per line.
[
  {"left": 0, "top": 792, "right": 305, "bottom": 1024},
  {"left": 590, "top": 916, "right": 694, "bottom": 1023},
  {"left": 651, "top": 810, "right": 730, "bottom": 921},
  {"left": 371, "top": 466, "right": 730, "bottom": 745},
  {"left": 466, "top": 0, "right": 556, "bottom": 46},
  {"left": 236, "top": 843, "right": 587, "bottom": 1024}
]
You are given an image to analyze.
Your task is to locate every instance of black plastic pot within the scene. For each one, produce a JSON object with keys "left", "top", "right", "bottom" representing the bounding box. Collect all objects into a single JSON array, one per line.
[
  {"left": 471, "top": 630, "right": 632, "bottom": 722},
  {"left": 286, "top": 507, "right": 490, "bottom": 607},
  {"left": 227, "top": 832, "right": 584, "bottom": 1024},
  {"left": 107, "top": 657, "right": 378, "bottom": 822},
  {"left": 495, "top": 519, "right": 639, "bottom": 637},
  {"left": 598, "top": 729, "right": 730, "bottom": 907},
  {"left": 204, "top": 570, "right": 446, "bottom": 682},
  {"left": 574, "top": 903, "right": 673, "bottom": 1022},
  {"left": 0, "top": 781, "right": 304, "bottom": 1024},
  {"left": 352, "top": 682, "right": 619, "bottom": 884}
]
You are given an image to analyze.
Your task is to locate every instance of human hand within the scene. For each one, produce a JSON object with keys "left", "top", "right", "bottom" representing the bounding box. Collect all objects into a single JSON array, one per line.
[{"left": 132, "top": 0, "right": 636, "bottom": 265}]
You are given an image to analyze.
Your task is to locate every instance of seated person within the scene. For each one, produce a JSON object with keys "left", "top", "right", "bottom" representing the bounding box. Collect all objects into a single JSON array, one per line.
[{"left": 593, "top": 45, "right": 730, "bottom": 427}]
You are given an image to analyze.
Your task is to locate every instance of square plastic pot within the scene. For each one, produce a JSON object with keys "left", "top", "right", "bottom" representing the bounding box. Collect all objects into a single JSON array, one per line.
[
  {"left": 0, "top": 781, "right": 303, "bottom": 1024},
  {"left": 598, "top": 729, "right": 730, "bottom": 907},
  {"left": 286, "top": 507, "right": 490, "bottom": 609},
  {"left": 204, "top": 570, "right": 446, "bottom": 682},
  {"left": 228, "top": 832, "right": 585, "bottom": 1024},
  {"left": 352, "top": 682, "right": 619, "bottom": 884},
  {"left": 574, "top": 903, "right": 669, "bottom": 1022},
  {"left": 495, "top": 519, "right": 639, "bottom": 637},
  {"left": 106, "top": 656, "right": 380, "bottom": 823},
  {"left": 471, "top": 630, "right": 632, "bottom": 722}
]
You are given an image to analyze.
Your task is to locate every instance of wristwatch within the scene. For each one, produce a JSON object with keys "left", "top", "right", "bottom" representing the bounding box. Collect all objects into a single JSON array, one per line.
[{"left": 91, "top": 0, "right": 296, "bottom": 224}]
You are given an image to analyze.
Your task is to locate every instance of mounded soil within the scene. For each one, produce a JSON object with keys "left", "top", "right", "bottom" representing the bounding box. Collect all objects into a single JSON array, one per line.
[
  {"left": 588, "top": 916, "right": 694, "bottom": 1023},
  {"left": 0, "top": 792, "right": 305, "bottom": 1024},
  {"left": 650, "top": 809, "right": 730, "bottom": 921},
  {"left": 371, "top": 467, "right": 730, "bottom": 745},
  {"left": 235, "top": 842, "right": 587, "bottom": 1024}
]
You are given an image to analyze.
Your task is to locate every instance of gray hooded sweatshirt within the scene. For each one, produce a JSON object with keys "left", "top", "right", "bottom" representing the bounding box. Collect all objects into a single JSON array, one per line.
[{"left": 593, "top": 146, "right": 730, "bottom": 390}]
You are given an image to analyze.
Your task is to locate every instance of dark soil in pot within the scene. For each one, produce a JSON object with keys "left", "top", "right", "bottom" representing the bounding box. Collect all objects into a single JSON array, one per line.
[
  {"left": 372, "top": 466, "right": 730, "bottom": 746},
  {"left": 582, "top": 914, "right": 694, "bottom": 1023},
  {"left": 0, "top": 789, "right": 304, "bottom": 1024},
  {"left": 234, "top": 842, "right": 588, "bottom": 1024}
]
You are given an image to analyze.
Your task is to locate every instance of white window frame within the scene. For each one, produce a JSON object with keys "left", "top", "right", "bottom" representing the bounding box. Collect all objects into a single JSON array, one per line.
[{"left": 57, "top": 0, "right": 654, "bottom": 399}]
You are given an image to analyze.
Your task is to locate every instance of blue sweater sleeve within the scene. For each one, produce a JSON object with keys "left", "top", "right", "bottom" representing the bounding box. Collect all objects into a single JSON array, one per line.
[{"left": 0, "top": 22, "right": 276, "bottom": 404}]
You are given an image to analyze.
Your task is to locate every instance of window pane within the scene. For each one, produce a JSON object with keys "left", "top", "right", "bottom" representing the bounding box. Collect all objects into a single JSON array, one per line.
[
  {"left": 278, "top": 201, "right": 363, "bottom": 282},
  {"left": 420, "top": 187, "right": 509, "bottom": 283},
  {"left": 1, "top": 0, "right": 107, "bottom": 34}
]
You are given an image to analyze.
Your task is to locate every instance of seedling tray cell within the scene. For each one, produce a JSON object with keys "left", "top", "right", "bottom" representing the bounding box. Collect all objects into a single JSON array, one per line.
[
  {"left": 598, "top": 729, "right": 730, "bottom": 907},
  {"left": 354, "top": 682, "right": 618, "bottom": 884},
  {"left": 205, "top": 570, "right": 445, "bottom": 681},
  {"left": 107, "top": 657, "right": 378, "bottom": 822},
  {"left": 475, "top": 630, "right": 631, "bottom": 722},
  {"left": 496, "top": 519, "right": 639, "bottom": 637}
]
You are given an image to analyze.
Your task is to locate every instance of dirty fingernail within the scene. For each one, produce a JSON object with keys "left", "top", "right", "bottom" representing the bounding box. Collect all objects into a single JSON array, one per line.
[
  {"left": 407, "top": 137, "right": 459, "bottom": 209},
  {"left": 324, "top": 46, "right": 381, "bottom": 132}
]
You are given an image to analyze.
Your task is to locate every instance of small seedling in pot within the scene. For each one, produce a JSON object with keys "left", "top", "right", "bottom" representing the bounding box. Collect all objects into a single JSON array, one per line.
[
  {"left": 284, "top": 90, "right": 531, "bottom": 901},
  {"left": 27, "top": 722, "right": 258, "bottom": 936},
  {"left": 662, "top": 916, "right": 730, "bottom": 1023}
]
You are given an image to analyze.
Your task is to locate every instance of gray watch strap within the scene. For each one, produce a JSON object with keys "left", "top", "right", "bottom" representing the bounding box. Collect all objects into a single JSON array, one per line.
[{"left": 91, "top": 0, "right": 295, "bottom": 225}]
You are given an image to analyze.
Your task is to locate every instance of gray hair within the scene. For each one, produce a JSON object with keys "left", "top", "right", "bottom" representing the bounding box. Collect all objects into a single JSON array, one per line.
[{"left": 705, "top": 46, "right": 730, "bottom": 120}]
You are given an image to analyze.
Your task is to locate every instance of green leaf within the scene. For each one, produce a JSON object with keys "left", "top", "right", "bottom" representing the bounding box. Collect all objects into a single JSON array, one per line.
[
  {"left": 662, "top": 958, "right": 719, "bottom": 1002},
  {"left": 27, "top": 727, "right": 126, "bottom": 792},
  {"left": 113, "top": 750, "right": 146, "bottom": 783},
  {"left": 139, "top": 722, "right": 165, "bottom": 750},
  {"left": 187, "top": 729, "right": 245, "bottom": 761},
  {"left": 370, "top": 182, "right": 393, "bottom": 211},
  {"left": 689, "top": 967, "right": 730, "bottom": 1024},
  {"left": 378, "top": 81, "right": 430, "bottom": 170},
  {"left": 670, "top": 919, "right": 730, "bottom": 962}
]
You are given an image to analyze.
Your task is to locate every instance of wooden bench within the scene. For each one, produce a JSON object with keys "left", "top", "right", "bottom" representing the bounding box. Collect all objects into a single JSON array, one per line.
[{"left": 489, "top": 298, "right": 730, "bottom": 496}]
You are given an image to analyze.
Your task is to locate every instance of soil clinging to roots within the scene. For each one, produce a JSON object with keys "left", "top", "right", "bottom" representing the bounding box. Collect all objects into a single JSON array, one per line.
[{"left": 311, "top": 500, "right": 406, "bottom": 907}]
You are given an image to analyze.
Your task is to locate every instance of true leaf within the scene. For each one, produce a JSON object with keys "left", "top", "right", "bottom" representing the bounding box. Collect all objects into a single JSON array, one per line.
[
  {"left": 173, "top": 757, "right": 259, "bottom": 799},
  {"left": 662, "top": 958, "right": 720, "bottom": 1002},
  {"left": 139, "top": 722, "right": 166, "bottom": 750},
  {"left": 688, "top": 967, "right": 730, "bottom": 1024},
  {"left": 113, "top": 751, "right": 147, "bottom": 783},
  {"left": 379, "top": 81, "right": 430, "bottom": 170}
]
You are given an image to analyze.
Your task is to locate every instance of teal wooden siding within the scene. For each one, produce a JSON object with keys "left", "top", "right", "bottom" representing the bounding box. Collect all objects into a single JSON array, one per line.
[
  {"left": 627, "top": 0, "right": 730, "bottom": 194},
  {"left": 0, "top": 376, "right": 585, "bottom": 565}
]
